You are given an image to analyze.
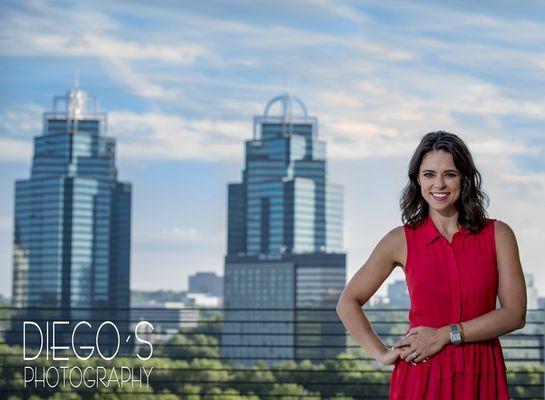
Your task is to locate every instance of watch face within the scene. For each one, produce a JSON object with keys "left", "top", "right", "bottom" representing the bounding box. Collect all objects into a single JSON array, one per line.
[{"left": 452, "top": 332, "right": 461, "bottom": 342}]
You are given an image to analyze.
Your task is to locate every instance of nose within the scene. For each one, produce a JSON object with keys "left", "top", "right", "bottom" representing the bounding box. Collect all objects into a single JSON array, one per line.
[{"left": 433, "top": 176, "right": 447, "bottom": 190}]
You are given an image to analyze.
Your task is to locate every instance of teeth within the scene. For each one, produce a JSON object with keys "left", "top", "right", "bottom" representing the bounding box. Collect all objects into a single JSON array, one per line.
[{"left": 432, "top": 193, "right": 448, "bottom": 197}]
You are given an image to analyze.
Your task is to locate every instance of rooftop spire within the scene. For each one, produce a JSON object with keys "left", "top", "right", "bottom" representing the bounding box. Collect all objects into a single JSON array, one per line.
[
  {"left": 47, "top": 87, "right": 106, "bottom": 135},
  {"left": 264, "top": 92, "right": 308, "bottom": 120},
  {"left": 67, "top": 88, "right": 86, "bottom": 121}
]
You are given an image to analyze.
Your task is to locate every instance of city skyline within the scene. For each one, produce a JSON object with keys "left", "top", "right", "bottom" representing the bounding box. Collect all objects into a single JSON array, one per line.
[{"left": 1, "top": 1, "right": 545, "bottom": 298}]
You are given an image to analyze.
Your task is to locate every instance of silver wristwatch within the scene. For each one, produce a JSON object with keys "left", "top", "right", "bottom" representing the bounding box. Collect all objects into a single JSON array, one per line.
[{"left": 449, "top": 324, "right": 461, "bottom": 345}]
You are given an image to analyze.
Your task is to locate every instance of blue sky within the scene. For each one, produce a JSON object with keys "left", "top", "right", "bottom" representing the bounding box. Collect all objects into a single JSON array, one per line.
[{"left": 1, "top": 0, "right": 544, "bottom": 299}]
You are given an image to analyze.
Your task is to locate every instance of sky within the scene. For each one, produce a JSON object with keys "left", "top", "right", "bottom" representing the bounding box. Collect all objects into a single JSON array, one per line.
[{"left": 0, "top": 0, "right": 544, "bottom": 301}]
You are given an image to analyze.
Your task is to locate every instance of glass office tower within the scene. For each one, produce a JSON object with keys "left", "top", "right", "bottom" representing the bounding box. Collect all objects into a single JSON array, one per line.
[
  {"left": 9, "top": 88, "right": 131, "bottom": 352},
  {"left": 222, "top": 94, "right": 346, "bottom": 366}
]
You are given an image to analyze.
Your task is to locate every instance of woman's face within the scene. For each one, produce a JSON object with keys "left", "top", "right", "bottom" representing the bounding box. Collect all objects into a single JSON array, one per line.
[{"left": 417, "top": 149, "right": 462, "bottom": 215}]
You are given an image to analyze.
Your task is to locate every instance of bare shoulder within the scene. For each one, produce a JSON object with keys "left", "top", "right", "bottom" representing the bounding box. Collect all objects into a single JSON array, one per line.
[
  {"left": 379, "top": 225, "right": 407, "bottom": 269},
  {"left": 494, "top": 219, "right": 517, "bottom": 244},
  {"left": 381, "top": 226, "right": 405, "bottom": 247},
  {"left": 493, "top": 219, "right": 520, "bottom": 262}
]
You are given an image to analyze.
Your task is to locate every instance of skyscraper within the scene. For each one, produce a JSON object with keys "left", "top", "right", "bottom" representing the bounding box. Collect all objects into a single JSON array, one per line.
[
  {"left": 9, "top": 87, "right": 131, "bottom": 351},
  {"left": 221, "top": 94, "right": 346, "bottom": 366}
]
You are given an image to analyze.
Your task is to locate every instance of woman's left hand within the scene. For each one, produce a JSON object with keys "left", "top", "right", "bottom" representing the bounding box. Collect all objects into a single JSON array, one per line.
[{"left": 392, "top": 326, "right": 449, "bottom": 364}]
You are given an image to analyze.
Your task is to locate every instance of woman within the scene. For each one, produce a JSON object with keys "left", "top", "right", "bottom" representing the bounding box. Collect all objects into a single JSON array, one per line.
[{"left": 336, "top": 131, "right": 526, "bottom": 399}]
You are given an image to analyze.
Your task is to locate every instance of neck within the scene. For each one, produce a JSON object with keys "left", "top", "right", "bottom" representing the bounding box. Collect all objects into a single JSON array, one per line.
[{"left": 429, "top": 209, "right": 460, "bottom": 232}]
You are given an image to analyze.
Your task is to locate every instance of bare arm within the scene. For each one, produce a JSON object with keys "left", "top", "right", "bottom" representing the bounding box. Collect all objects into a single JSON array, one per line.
[{"left": 336, "top": 226, "right": 406, "bottom": 362}]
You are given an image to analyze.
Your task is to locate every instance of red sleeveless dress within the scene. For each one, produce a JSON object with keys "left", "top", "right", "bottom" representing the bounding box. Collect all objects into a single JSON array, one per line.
[{"left": 389, "top": 214, "right": 510, "bottom": 399}]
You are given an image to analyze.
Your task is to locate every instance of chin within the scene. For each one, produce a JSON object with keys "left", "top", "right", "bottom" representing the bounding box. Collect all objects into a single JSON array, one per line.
[
  {"left": 430, "top": 203, "right": 458, "bottom": 214},
  {"left": 427, "top": 198, "right": 451, "bottom": 207}
]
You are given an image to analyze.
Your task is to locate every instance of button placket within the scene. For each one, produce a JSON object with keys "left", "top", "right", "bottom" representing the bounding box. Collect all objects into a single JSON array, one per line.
[{"left": 447, "top": 237, "right": 464, "bottom": 374}]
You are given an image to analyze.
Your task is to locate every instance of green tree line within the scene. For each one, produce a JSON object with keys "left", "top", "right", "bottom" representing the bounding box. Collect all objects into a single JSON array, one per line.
[{"left": 0, "top": 317, "right": 542, "bottom": 400}]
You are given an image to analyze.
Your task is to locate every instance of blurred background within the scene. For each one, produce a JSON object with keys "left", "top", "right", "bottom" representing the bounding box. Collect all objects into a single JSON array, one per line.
[{"left": 0, "top": 1, "right": 543, "bottom": 399}]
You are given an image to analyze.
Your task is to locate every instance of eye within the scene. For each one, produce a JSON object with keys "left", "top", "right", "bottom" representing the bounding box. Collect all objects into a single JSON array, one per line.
[{"left": 423, "top": 172, "right": 433, "bottom": 177}]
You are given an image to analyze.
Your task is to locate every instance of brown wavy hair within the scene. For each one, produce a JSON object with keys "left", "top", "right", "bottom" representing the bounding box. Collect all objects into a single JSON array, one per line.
[{"left": 400, "top": 131, "right": 489, "bottom": 233}]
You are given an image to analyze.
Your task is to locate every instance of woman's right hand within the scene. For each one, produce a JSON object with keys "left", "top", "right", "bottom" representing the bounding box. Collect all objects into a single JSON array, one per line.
[{"left": 378, "top": 346, "right": 404, "bottom": 366}]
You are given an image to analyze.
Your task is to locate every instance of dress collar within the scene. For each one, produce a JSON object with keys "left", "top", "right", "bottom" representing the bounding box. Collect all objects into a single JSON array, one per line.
[{"left": 421, "top": 214, "right": 470, "bottom": 245}]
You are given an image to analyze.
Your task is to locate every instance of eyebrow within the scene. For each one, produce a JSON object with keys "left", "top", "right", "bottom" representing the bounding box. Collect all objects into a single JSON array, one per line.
[{"left": 422, "top": 169, "right": 459, "bottom": 173}]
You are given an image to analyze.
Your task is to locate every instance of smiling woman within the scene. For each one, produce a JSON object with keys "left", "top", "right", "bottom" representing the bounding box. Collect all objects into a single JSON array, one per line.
[
  {"left": 336, "top": 131, "right": 527, "bottom": 400},
  {"left": 400, "top": 131, "right": 491, "bottom": 234}
]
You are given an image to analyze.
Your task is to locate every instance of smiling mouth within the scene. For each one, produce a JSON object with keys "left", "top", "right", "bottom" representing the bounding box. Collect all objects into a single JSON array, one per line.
[{"left": 431, "top": 192, "right": 449, "bottom": 200}]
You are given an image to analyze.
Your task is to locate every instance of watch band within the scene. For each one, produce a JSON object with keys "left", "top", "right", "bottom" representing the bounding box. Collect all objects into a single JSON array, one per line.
[{"left": 450, "top": 323, "right": 462, "bottom": 345}]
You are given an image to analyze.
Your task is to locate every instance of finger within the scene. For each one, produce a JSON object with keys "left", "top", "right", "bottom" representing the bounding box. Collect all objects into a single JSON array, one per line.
[
  {"left": 391, "top": 349, "right": 402, "bottom": 361},
  {"left": 397, "top": 335, "right": 416, "bottom": 348},
  {"left": 396, "top": 334, "right": 418, "bottom": 348},
  {"left": 406, "top": 353, "right": 418, "bottom": 364},
  {"left": 399, "top": 347, "right": 410, "bottom": 358},
  {"left": 413, "top": 353, "right": 428, "bottom": 363},
  {"left": 400, "top": 347, "right": 414, "bottom": 360},
  {"left": 386, "top": 351, "right": 399, "bottom": 365}
]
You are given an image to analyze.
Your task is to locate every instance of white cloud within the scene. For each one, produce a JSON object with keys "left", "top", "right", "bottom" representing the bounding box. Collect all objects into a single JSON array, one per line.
[
  {"left": 106, "top": 59, "right": 181, "bottom": 100},
  {"left": 499, "top": 172, "right": 545, "bottom": 185},
  {"left": 0, "top": 104, "right": 43, "bottom": 162},
  {"left": 13, "top": 32, "right": 207, "bottom": 64},
  {"left": 0, "top": 2, "right": 207, "bottom": 101},
  {"left": 468, "top": 139, "right": 539, "bottom": 157},
  {"left": 347, "top": 40, "right": 413, "bottom": 62},
  {"left": 109, "top": 111, "right": 250, "bottom": 161},
  {"left": 375, "top": 1, "right": 545, "bottom": 45},
  {"left": 0, "top": 1, "right": 207, "bottom": 63},
  {"left": 0, "top": 103, "right": 44, "bottom": 138},
  {"left": 105, "top": 103, "right": 539, "bottom": 163},
  {"left": 1, "top": 2, "right": 543, "bottom": 165}
]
